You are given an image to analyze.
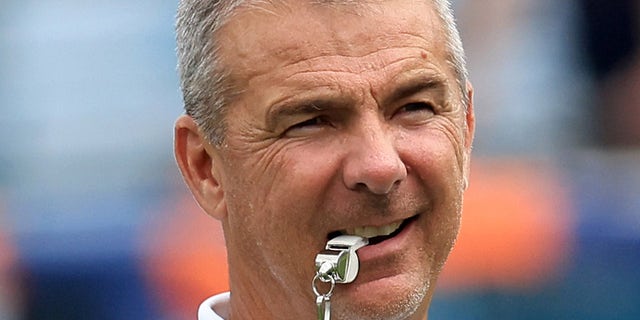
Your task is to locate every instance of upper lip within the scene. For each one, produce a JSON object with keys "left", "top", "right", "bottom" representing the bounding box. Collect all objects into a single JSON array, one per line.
[
  {"left": 327, "top": 213, "right": 420, "bottom": 238},
  {"left": 322, "top": 198, "right": 431, "bottom": 239}
]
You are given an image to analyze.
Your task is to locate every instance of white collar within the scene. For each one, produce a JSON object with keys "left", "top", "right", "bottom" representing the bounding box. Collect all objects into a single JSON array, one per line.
[{"left": 198, "top": 292, "right": 230, "bottom": 320}]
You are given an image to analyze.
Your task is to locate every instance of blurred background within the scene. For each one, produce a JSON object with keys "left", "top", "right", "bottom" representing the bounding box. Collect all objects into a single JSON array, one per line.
[{"left": 0, "top": 0, "right": 638, "bottom": 319}]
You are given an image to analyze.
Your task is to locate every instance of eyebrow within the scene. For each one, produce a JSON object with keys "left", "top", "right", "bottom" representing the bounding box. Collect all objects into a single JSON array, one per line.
[
  {"left": 382, "top": 74, "right": 449, "bottom": 106},
  {"left": 266, "top": 97, "right": 345, "bottom": 129},
  {"left": 264, "top": 73, "right": 450, "bottom": 128}
]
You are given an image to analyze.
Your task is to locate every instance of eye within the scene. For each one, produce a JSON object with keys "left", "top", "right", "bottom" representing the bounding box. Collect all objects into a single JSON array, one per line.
[
  {"left": 393, "top": 102, "right": 436, "bottom": 124},
  {"left": 284, "top": 116, "right": 331, "bottom": 137},
  {"left": 291, "top": 117, "right": 325, "bottom": 128},
  {"left": 401, "top": 102, "right": 435, "bottom": 113}
]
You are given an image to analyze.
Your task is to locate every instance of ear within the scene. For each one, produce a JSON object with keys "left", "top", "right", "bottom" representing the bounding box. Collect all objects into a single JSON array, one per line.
[
  {"left": 462, "top": 81, "right": 476, "bottom": 190},
  {"left": 174, "top": 115, "right": 227, "bottom": 220}
]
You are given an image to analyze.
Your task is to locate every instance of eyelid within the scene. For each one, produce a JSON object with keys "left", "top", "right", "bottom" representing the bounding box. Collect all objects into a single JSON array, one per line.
[
  {"left": 382, "top": 72, "right": 449, "bottom": 107},
  {"left": 291, "top": 116, "right": 325, "bottom": 128},
  {"left": 391, "top": 101, "right": 436, "bottom": 117},
  {"left": 282, "top": 115, "right": 332, "bottom": 138},
  {"left": 404, "top": 101, "right": 435, "bottom": 111}
]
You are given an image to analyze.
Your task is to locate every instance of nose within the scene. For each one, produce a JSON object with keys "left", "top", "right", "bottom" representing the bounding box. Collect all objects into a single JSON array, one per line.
[{"left": 342, "top": 121, "right": 407, "bottom": 195}]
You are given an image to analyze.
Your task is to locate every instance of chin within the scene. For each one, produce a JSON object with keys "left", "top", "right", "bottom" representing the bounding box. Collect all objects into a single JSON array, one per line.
[{"left": 332, "top": 274, "right": 430, "bottom": 320}]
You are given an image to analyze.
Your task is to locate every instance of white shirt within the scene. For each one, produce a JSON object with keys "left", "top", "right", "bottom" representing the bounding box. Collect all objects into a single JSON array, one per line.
[{"left": 198, "top": 292, "right": 230, "bottom": 320}]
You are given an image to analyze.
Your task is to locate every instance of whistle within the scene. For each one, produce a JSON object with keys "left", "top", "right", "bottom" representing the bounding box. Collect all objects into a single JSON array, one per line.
[{"left": 314, "top": 235, "right": 368, "bottom": 284}]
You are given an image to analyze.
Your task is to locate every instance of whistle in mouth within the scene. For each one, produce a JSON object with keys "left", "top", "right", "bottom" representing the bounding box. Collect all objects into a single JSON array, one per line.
[{"left": 315, "top": 235, "right": 369, "bottom": 284}]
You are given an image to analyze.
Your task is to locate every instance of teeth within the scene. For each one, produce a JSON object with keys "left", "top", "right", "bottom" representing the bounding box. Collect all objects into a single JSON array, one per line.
[{"left": 344, "top": 221, "right": 402, "bottom": 239}]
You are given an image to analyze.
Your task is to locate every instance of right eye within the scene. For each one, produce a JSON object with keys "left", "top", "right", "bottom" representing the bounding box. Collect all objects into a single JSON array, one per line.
[
  {"left": 284, "top": 116, "right": 331, "bottom": 137},
  {"left": 291, "top": 117, "right": 325, "bottom": 129}
]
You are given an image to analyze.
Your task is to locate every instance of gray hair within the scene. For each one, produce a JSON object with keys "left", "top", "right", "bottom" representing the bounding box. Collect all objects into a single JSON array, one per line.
[{"left": 176, "top": 0, "right": 468, "bottom": 145}]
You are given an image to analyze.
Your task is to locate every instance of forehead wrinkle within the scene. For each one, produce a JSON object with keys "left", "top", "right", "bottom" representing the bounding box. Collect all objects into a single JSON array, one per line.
[
  {"left": 276, "top": 47, "right": 435, "bottom": 82},
  {"left": 222, "top": 1, "right": 446, "bottom": 81},
  {"left": 221, "top": 0, "right": 456, "bottom": 113},
  {"left": 254, "top": 50, "right": 449, "bottom": 117}
]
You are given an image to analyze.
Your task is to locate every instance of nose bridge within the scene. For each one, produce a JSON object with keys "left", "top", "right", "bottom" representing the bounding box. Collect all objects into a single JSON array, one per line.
[{"left": 342, "top": 112, "right": 407, "bottom": 194}]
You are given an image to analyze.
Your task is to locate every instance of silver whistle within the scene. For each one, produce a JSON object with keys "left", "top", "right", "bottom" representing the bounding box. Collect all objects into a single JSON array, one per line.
[
  {"left": 315, "top": 235, "right": 369, "bottom": 284},
  {"left": 313, "top": 235, "right": 369, "bottom": 320}
]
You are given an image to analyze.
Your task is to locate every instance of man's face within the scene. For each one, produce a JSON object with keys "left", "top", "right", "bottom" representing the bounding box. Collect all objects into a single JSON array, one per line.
[{"left": 206, "top": 1, "right": 473, "bottom": 319}]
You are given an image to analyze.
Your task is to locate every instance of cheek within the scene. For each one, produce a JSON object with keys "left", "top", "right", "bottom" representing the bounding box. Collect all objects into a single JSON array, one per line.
[
  {"left": 400, "top": 129, "right": 465, "bottom": 251},
  {"left": 221, "top": 169, "right": 320, "bottom": 289},
  {"left": 220, "top": 148, "right": 346, "bottom": 295},
  {"left": 401, "top": 127, "right": 465, "bottom": 186},
  {"left": 221, "top": 143, "right": 341, "bottom": 251},
  {"left": 258, "top": 140, "right": 343, "bottom": 200}
]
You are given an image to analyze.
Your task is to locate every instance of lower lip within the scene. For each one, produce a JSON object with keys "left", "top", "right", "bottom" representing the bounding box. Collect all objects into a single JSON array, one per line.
[{"left": 355, "top": 216, "right": 418, "bottom": 263}]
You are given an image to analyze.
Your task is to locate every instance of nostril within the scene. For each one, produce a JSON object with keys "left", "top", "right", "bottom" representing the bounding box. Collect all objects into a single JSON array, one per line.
[
  {"left": 353, "top": 182, "right": 368, "bottom": 192},
  {"left": 360, "top": 165, "right": 406, "bottom": 194}
]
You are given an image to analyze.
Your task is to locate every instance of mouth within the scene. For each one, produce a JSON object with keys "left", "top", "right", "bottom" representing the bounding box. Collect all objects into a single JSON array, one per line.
[{"left": 328, "top": 215, "right": 418, "bottom": 245}]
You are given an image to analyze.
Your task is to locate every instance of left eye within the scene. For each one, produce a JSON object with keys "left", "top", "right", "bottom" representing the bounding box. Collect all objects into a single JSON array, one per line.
[
  {"left": 290, "top": 117, "right": 326, "bottom": 129},
  {"left": 401, "top": 102, "right": 435, "bottom": 113},
  {"left": 392, "top": 102, "right": 436, "bottom": 125}
]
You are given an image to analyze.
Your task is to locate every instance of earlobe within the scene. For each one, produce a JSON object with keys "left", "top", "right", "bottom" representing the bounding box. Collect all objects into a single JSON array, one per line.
[{"left": 174, "top": 115, "right": 227, "bottom": 220}]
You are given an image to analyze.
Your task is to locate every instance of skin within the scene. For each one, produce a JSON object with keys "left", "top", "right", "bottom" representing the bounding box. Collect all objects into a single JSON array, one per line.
[{"left": 175, "top": 0, "right": 475, "bottom": 319}]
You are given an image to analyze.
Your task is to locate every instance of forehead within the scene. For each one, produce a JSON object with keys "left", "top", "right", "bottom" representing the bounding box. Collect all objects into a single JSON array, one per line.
[{"left": 217, "top": 0, "right": 449, "bottom": 82}]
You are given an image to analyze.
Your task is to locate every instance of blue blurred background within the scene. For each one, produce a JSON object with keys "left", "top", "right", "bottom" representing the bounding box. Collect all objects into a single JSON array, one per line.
[{"left": 0, "top": 0, "right": 638, "bottom": 319}]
